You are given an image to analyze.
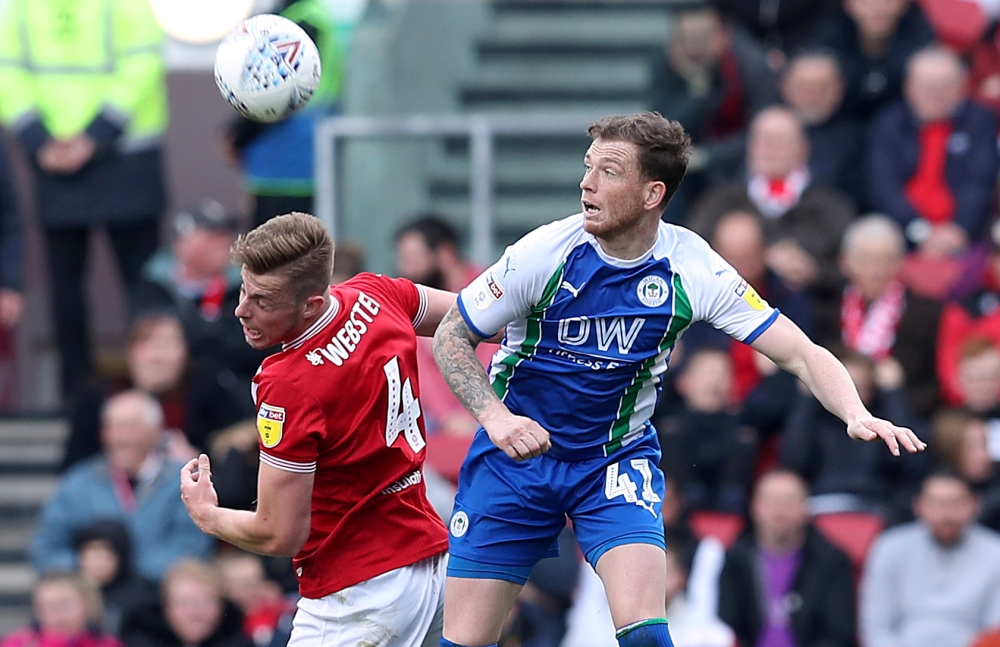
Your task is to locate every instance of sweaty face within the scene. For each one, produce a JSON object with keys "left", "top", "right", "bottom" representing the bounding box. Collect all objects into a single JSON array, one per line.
[
  {"left": 234, "top": 268, "right": 307, "bottom": 349},
  {"left": 580, "top": 139, "right": 653, "bottom": 240}
]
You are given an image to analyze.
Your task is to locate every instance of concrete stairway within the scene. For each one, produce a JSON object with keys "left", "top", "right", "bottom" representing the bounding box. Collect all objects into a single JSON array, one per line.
[
  {"left": 0, "top": 419, "right": 66, "bottom": 636},
  {"left": 425, "top": 0, "right": 678, "bottom": 247}
]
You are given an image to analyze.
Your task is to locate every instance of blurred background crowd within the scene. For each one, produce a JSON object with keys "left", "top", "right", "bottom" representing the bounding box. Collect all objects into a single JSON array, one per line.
[{"left": 5, "top": 0, "right": 1000, "bottom": 646}]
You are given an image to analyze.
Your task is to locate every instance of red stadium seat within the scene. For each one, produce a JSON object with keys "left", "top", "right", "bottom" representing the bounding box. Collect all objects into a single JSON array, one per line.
[
  {"left": 917, "top": 0, "right": 989, "bottom": 53},
  {"left": 813, "top": 512, "right": 884, "bottom": 573},
  {"left": 689, "top": 511, "right": 745, "bottom": 548},
  {"left": 425, "top": 433, "right": 474, "bottom": 485}
]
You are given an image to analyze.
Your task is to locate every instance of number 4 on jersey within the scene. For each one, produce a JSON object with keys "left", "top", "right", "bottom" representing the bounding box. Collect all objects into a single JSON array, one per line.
[
  {"left": 605, "top": 459, "right": 661, "bottom": 517},
  {"left": 383, "top": 356, "right": 426, "bottom": 453}
]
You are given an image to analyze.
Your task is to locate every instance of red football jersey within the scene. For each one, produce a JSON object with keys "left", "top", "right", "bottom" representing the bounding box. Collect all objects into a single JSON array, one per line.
[{"left": 252, "top": 273, "right": 448, "bottom": 599}]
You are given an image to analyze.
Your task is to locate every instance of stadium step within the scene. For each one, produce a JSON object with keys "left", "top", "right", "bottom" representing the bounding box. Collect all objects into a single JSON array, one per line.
[
  {"left": 424, "top": 0, "right": 678, "bottom": 235},
  {"left": 0, "top": 418, "right": 68, "bottom": 635}
]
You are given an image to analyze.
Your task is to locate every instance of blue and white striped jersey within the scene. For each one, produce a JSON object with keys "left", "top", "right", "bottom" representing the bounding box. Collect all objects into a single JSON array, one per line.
[{"left": 457, "top": 214, "right": 779, "bottom": 461}]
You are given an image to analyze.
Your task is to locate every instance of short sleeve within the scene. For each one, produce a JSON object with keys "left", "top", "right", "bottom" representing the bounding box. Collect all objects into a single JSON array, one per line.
[
  {"left": 253, "top": 377, "right": 325, "bottom": 474},
  {"left": 343, "top": 272, "right": 427, "bottom": 329},
  {"left": 457, "top": 234, "right": 564, "bottom": 338},
  {"left": 684, "top": 240, "right": 779, "bottom": 343}
]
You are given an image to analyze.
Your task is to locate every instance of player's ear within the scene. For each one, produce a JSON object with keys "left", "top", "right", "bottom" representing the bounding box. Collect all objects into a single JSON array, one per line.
[
  {"left": 302, "top": 292, "right": 326, "bottom": 318},
  {"left": 645, "top": 180, "right": 667, "bottom": 212}
]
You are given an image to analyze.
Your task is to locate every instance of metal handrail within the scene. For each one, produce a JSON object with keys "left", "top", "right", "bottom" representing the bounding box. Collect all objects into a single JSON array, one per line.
[{"left": 313, "top": 113, "right": 597, "bottom": 264}]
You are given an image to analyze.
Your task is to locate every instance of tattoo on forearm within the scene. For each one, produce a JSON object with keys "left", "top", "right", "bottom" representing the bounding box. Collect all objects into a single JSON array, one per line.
[{"left": 433, "top": 306, "right": 502, "bottom": 421}]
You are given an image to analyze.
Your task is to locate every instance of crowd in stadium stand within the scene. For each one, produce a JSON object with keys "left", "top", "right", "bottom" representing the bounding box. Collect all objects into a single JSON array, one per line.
[{"left": 8, "top": 1, "right": 1000, "bottom": 647}]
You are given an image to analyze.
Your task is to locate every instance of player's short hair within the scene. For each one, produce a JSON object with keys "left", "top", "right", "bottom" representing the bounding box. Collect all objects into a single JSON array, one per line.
[
  {"left": 232, "top": 212, "right": 334, "bottom": 302},
  {"left": 587, "top": 112, "right": 692, "bottom": 213}
]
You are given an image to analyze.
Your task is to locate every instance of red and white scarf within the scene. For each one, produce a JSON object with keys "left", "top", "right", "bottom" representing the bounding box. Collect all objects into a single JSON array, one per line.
[
  {"left": 840, "top": 280, "right": 906, "bottom": 359},
  {"left": 747, "top": 167, "right": 810, "bottom": 219}
]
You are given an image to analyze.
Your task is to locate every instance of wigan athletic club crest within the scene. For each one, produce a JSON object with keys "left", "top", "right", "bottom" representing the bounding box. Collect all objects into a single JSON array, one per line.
[
  {"left": 637, "top": 275, "right": 669, "bottom": 307},
  {"left": 450, "top": 510, "right": 470, "bottom": 537}
]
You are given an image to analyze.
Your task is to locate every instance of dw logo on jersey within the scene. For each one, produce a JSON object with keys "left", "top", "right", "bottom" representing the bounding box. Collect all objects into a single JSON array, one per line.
[
  {"left": 637, "top": 275, "right": 669, "bottom": 307},
  {"left": 257, "top": 403, "right": 285, "bottom": 448},
  {"left": 735, "top": 280, "right": 765, "bottom": 311}
]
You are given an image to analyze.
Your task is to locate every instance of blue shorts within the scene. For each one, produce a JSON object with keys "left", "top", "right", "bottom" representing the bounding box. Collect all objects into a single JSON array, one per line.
[{"left": 446, "top": 430, "right": 666, "bottom": 582}]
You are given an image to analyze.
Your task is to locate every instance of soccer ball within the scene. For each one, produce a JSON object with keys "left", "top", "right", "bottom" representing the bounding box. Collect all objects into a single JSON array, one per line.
[{"left": 214, "top": 14, "right": 322, "bottom": 123}]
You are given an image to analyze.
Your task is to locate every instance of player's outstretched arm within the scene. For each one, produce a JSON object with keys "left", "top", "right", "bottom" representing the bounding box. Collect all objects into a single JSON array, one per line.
[
  {"left": 749, "top": 314, "right": 926, "bottom": 457},
  {"left": 181, "top": 454, "right": 313, "bottom": 556},
  {"left": 433, "top": 304, "right": 550, "bottom": 460}
]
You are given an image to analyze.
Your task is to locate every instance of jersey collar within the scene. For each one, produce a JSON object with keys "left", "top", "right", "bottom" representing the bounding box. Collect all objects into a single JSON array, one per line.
[{"left": 283, "top": 296, "right": 340, "bottom": 350}]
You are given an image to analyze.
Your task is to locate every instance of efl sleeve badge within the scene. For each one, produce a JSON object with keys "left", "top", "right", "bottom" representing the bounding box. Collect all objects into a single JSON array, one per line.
[{"left": 257, "top": 403, "right": 286, "bottom": 448}]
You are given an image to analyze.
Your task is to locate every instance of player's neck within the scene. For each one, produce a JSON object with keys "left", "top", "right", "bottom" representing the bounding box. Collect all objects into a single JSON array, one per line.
[{"left": 595, "top": 215, "right": 660, "bottom": 261}]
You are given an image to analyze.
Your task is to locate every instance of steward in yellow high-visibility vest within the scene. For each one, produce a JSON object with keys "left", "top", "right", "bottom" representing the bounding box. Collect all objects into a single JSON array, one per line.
[{"left": 0, "top": 0, "right": 169, "bottom": 396}]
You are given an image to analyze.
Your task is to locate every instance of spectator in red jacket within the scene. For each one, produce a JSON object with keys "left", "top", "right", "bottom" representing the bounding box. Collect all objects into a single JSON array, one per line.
[{"left": 868, "top": 46, "right": 1000, "bottom": 256}]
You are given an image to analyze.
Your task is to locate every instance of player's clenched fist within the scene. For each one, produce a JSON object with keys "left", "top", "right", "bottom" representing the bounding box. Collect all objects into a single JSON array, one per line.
[
  {"left": 180, "top": 454, "right": 219, "bottom": 533},
  {"left": 484, "top": 413, "right": 552, "bottom": 461}
]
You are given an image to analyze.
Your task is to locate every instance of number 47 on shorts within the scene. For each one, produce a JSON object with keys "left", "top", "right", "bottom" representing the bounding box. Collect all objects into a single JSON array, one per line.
[{"left": 605, "top": 459, "right": 662, "bottom": 518}]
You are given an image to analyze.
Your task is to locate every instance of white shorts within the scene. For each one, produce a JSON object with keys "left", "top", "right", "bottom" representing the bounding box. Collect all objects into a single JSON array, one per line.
[{"left": 288, "top": 554, "right": 446, "bottom": 647}]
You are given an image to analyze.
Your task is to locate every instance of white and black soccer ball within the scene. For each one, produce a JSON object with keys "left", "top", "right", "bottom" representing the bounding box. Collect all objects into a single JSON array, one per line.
[{"left": 214, "top": 14, "right": 322, "bottom": 123}]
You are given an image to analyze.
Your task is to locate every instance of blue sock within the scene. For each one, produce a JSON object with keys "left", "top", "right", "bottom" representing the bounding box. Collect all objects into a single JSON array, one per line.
[
  {"left": 440, "top": 639, "right": 497, "bottom": 647},
  {"left": 616, "top": 619, "right": 675, "bottom": 647}
]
